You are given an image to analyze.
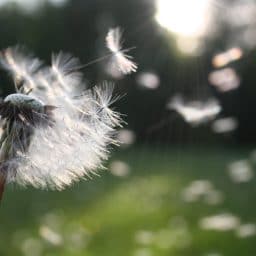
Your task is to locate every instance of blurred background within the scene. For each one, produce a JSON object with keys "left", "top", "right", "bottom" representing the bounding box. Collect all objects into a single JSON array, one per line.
[{"left": 1, "top": 0, "right": 256, "bottom": 255}]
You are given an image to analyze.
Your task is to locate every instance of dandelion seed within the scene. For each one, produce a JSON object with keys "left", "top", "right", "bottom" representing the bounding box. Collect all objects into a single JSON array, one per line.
[
  {"left": 109, "top": 160, "right": 130, "bottom": 177},
  {"left": 0, "top": 46, "right": 123, "bottom": 199},
  {"left": 212, "top": 47, "right": 243, "bottom": 68},
  {"left": 167, "top": 95, "right": 221, "bottom": 125},
  {"left": 136, "top": 72, "right": 160, "bottom": 90},
  {"left": 117, "top": 129, "right": 136, "bottom": 147},
  {"left": 104, "top": 63, "right": 124, "bottom": 79},
  {"left": 106, "top": 27, "right": 137, "bottom": 74},
  {"left": 208, "top": 68, "right": 240, "bottom": 92},
  {"left": 212, "top": 117, "right": 238, "bottom": 133}
]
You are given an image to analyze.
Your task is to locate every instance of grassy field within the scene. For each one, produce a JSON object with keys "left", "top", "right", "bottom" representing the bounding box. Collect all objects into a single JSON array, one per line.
[{"left": 0, "top": 146, "right": 256, "bottom": 256}]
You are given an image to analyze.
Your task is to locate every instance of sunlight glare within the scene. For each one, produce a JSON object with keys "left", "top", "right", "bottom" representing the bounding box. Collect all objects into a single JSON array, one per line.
[{"left": 155, "top": 0, "right": 212, "bottom": 37}]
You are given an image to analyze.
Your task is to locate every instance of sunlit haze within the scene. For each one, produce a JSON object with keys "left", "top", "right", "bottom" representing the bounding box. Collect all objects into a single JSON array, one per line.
[
  {"left": 155, "top": 0, "right": 212, "bottom": 37},
  {"left": 155, "top": 0, "right": 213, "bottom": 54}
]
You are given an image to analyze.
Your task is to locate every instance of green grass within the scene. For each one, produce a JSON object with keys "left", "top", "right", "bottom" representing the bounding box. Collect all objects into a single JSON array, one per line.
[{"left": 0, "top": 146, "right": 256, "bottom": 256}]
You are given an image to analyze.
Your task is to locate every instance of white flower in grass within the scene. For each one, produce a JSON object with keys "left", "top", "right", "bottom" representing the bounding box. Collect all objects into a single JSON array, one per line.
[
  {"left": 227, "top": 160, "right": 254, "bottom": 183},
  {"left": 106, "top": 27, "right": 137, "bottom": 74},
  {"left": 0, "top": 46, "right": 122, "bottom": 198},
  {"left": 236, "top": 223, "right": 256, "bottom": 238},
  {"left": 199, "top": 213, "right": 240, "bottom": 231}
]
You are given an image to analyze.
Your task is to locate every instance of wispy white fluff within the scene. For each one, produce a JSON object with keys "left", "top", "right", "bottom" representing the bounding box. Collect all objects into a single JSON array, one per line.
[
  {"left": 167, "top": 95, "right": 221, "bottom": 125},
  {"left": 106, "top": 27, "right": 137, "bottom": 74},
  {"left": 0, "top": 46, "right": 42, "bottom": 92},
  {"left": 212, "top": 117, "right": 238, "bottom": 133},
  {"left": 0, "top": 46, "right": 122, "bottom": 190}
]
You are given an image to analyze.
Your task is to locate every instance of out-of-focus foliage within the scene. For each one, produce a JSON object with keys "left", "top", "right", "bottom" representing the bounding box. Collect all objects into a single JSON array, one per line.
[{"left": 1, "top": 147, "right": 256, "bottom": 256}]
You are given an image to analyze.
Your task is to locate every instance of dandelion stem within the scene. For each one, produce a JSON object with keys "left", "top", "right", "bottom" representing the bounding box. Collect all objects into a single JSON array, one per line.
[
  {"left": 0, "top": 175, "right": 5, "bottom": 203},
  {"left": 68, "top": 47, "right": 136, "bottom": 72}
]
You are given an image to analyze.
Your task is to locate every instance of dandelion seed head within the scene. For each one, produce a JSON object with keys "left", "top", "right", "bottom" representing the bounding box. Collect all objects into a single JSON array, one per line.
[
  {"left": 4, "top": 93, "right": 44, "bottom": 111},
  {"left": 0, "top": 46, "right": 42, "bottom": 92},
  {"left": 0, "top": 46, "right": 123, "bottom": 190}
]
